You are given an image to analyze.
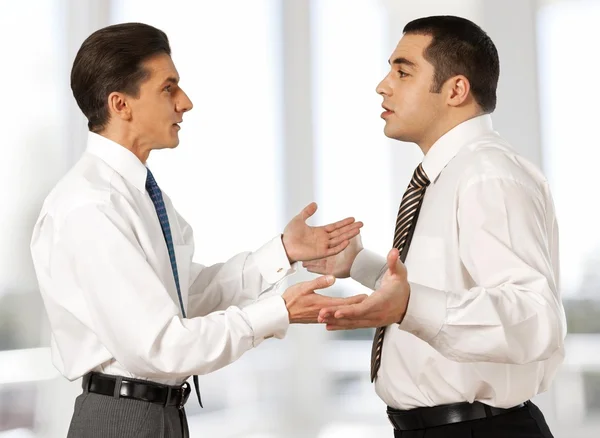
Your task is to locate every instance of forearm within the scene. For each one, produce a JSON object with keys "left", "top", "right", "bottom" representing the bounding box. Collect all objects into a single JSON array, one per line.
[
  {"left": 349, "top": 249, "right": 387, "bottom": 290},
  {"left": 106, "top": 296, "right": 289, "bottom": 378},
  {"left": 187, "top": 235, "right": 295, "bottom": 316},
  {"left": 399, "top": 280, "right": 566, "bottom": 364}
]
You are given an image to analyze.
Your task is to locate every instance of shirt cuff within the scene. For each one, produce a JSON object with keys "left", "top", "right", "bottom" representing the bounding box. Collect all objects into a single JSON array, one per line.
[
  {"left": 350, "top": 249, "right": 387, "bottom": 290},
  {"left": 398, "top": 282, "right": 447, "bottom": 342},
  {"left": 253, "top": 235, "right": 296, "bottom": 284},
  {"left": 243, "top": 295, "right": 290, "bottom": 346}
]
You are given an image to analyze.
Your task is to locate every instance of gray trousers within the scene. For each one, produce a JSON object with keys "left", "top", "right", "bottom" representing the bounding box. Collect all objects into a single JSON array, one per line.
[{"left": 67, "top": 386, "right": 189, "bottom": 438}]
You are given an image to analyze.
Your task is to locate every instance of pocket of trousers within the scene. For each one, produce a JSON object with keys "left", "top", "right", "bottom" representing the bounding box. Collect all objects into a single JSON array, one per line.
[{"left": 70, "top": 392, "right": 90, "bottom": 425}]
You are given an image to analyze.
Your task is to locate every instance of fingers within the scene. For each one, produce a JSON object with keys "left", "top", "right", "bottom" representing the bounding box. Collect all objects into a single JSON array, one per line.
[
  {"left": 319, "top": 291, "right": 379, "bottom": 320},
  {"left": 300, "top": 202, "right": 318, "bottom": 221},
  {"left": 315, "top": 293, "right": 368, "bottom": 308},
  {"left": 387, "top": 248, "right": 400, "bottom": 275},
  {"left": 318, "top": 305, "right": 345, "bottom": 322},
  {"left": 319, "top": 301, "right": 368, "bottom": 321},
  {"left": 333, "top": 301, "right": 371, "bottom": 319},
  {"left": 301, "top": 274, "right": 335, "bottom": 293},
  {"left": 345, "top": 293, "right": 368, "bottom": 304},
  {"left": 326, "top": 319, "right": 373, "bottom": 330},
  {"left": 323, "top": 217, "right": 356, "bottom": 232},
  {"left": 302, "top": 260, "right": 326, "bottom": 273},
  {"left": 334, "top": 296, "right": 380, "bottom": 319},
  {"left": 321, "top": 299, "right": 377, "bottom": 328},
  {"left": 325, "top": 240, "right": 349, "bottom": 257},
  {"left": 327, "top": 221, "right": 363, "bottom": 239},
  {"left": 328, "top": 224, "right": 363, "bottom": 247}
]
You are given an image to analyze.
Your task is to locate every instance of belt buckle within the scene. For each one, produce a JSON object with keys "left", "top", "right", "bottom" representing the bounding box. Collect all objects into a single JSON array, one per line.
[{"left": 179, "top": 381, "right": 191, "bottom": 410}]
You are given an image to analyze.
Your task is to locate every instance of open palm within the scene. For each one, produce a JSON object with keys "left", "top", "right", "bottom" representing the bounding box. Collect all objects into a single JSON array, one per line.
[
  {"left": 282, "top": 202, "right": 363, "bottom": 263},
  {"left": 317, "top": 248, "right": 411, "bottom": 330},
  {"left": 302, "top": 235, "right": 363, "bottom": 278}
]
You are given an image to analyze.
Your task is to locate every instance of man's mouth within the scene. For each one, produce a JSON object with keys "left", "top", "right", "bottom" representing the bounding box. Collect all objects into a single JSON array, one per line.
[{"left": 381, "top": 106, "right": 393, "bottom": 119}]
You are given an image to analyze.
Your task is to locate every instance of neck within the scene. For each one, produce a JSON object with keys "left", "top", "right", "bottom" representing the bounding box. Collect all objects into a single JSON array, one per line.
[
  {"left": 98, "top": 125, "right": 151, "bottom": 163},
  {"left": 417, "top": 109, "right": 484, "bottom": 155}
]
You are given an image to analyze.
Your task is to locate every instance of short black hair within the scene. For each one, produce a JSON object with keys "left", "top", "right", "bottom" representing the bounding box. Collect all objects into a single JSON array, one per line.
[
  {"left": 70, "top": 22, "right": 171, "bottom": 132},
  {"left": 403, "top": 15, "right": 499, "bottom": 113}
]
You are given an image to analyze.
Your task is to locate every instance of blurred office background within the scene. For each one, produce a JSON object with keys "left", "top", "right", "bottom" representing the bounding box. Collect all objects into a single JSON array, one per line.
[{"left": 1, "top": 0, "right": 599, "bottom": 436}]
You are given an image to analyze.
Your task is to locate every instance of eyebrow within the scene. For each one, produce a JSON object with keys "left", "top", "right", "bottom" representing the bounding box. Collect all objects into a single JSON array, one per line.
[
  {"left": 388, "top": 57, "right": 417, "bottom": 69},
  {"left": 162, "top": 76, "right": 180, "bottom": 86}
]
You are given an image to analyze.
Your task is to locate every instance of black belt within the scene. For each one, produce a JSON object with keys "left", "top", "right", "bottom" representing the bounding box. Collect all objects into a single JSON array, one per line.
[
  {"left": 83, "top": 372, "right": 191, "bottom": 409},
  {"left": 387, "top": 401, "right": 527, "bottom": 431}
]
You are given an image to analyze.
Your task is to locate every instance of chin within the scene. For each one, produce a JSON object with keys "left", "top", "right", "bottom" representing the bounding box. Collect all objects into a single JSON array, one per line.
[
  {"left": 383, "top": 124, "right": 406, "bottom": 141},
  {"left": 164, "top": 136, "right": 180, "bottom": 149}
]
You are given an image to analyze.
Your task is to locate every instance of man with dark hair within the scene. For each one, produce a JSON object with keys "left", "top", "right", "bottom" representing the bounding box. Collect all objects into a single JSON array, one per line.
[
  {"left": 307, "top": 15, "right": 564, "bottom": 437},
  {"left": 30, "top": 22, "right": 366, "bottom": 438}
]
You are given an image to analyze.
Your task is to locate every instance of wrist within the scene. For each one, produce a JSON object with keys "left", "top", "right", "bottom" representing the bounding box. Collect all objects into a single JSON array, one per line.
[
  {"left": 281, "top": 234, "right": 296, "bottom": 264},
  {"left": 281, "top": 292, "right": 292, "bottom": 322},
  {"left": 350, "top": 248, "right": 364, "bottom": 268},
  {"left": 396, "top": 283, "right": 411, "bottom": 324}
]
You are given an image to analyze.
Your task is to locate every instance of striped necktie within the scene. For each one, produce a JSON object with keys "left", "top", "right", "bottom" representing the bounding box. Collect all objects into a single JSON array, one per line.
[{"left": 370, "top": 163, "right": 430, "bottom": 382}]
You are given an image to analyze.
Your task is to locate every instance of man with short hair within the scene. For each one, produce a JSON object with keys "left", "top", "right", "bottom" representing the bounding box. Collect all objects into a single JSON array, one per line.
[
  {"left": 31, "top": 22, "right": 366, "bottom": 438},
  {"left": 307, "top": 16, "right": 565, "bottom": 437}
]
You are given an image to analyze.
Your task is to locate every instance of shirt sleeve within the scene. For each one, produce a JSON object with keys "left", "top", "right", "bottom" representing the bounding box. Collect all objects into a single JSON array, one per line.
[
  {"left": 186, "top": 235, "right": 296, "bottom": 318},
  {"left": 398, "top": 178, "right": 567, "bottom": 365},
  {"left": 170, "top": 209, "right": 296, "bottom": 317},
  {"left": 349, "top": 249, "right": 387, "bottom": 291},
  {"left": 54, "top": 203, "right": 290, "bottom": 380}
]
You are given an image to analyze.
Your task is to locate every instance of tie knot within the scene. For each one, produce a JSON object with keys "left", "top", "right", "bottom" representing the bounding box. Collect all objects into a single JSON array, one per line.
[
  {"left": 146, "top": 168, "right": 158, "bottom": 191},
  {"left": 409, "top": 163, "right": 430, "bottom": 189}
]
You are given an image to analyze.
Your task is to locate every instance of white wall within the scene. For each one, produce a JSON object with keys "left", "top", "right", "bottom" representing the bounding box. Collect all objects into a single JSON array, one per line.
[{"left": 1, "top": 1, "right": 599, "bottom": 437}]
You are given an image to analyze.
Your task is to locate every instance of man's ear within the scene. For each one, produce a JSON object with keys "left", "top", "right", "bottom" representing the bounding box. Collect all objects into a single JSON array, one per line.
[
  {"left": 444, "top": 75, "right": 471, "bottom": 107},
  {"left": 107, "top": 92, "right": 132, "bottom": 122}
]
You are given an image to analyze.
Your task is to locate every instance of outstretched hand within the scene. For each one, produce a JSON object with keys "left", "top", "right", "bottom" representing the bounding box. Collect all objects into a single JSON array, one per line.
[
  {"left": 282, "top": 275, "right": 368, "bottom": 324},
  {"left": 282, "top": 202, "right": 363, "bottom": 263},
  {"left": 302, "top": 235, "right": 363, "bottom": 278},
  {"left": 317, "top": 248, "right": 411, "bottom": 330}
]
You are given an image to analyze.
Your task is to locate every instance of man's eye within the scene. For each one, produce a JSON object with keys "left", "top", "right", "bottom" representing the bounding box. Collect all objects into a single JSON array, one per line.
[
  {"left": 164, "top": 85, "right": 172, "bottom": 92},
  {"left": 398, "top": 71, "right": 408, "bottom": 78}
]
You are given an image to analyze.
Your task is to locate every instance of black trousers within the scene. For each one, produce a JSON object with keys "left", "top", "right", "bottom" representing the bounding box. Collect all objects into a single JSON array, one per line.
[{"left": 394, "top": 402, "right": 554, "bottom": 438}]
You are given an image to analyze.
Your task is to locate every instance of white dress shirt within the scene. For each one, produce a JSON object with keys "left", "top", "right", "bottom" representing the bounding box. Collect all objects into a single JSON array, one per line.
[
  {"left": 351, "top": 115, "right": 567, "bottom": 410},
  {"left": 31, "top": 132, "right": 295, "bottom": 385}
]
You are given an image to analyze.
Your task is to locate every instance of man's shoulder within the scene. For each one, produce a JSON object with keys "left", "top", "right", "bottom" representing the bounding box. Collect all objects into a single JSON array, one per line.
[
  {"left": 454, "top": 134, "right": 548, "bottom": 191},
  {"left": 40, "top": 153, "right": 118, "bottom": 223}
]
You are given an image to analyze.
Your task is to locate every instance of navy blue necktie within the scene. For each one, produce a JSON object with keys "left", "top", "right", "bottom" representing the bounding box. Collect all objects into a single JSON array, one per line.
[{"left": 146, "top": 168, "right": 203, "bottom": 408}]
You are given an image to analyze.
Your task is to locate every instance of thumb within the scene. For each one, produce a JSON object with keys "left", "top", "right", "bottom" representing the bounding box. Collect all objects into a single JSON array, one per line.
[
  {"left": 303, "top": 274, "right": 335, "bottom": 292},
  {"left": 301, "top": 202, "right": 318, "bottom": 221},
  {"left": 387, "top": 248, "right": 400, "bottom": 275}
]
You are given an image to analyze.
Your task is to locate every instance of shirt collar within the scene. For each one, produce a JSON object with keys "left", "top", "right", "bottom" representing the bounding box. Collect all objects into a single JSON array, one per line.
[
  {"left": 85, "top": 131, "right": 148, "bottom": 193},
  {"left": 422, "top": 114, "right": 494, "bottom": 183}
]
